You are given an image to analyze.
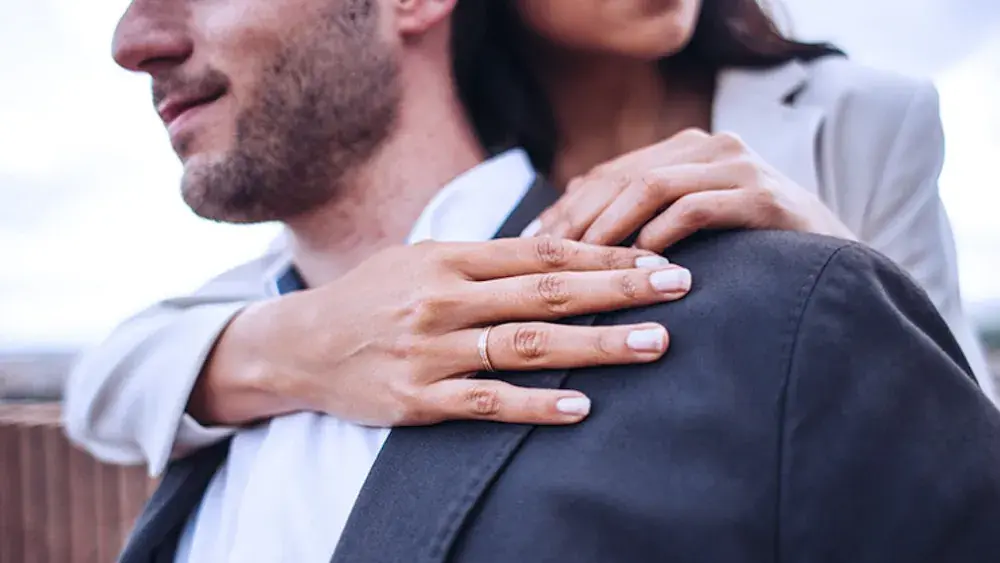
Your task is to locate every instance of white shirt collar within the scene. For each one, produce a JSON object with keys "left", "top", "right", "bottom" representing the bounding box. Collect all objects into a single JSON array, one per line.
[
  {"left": 407, "top": 148, "right": 536, "bottom": 244},
  {"left": 267, "top": 148, "right": 537, "bottom": 295}
]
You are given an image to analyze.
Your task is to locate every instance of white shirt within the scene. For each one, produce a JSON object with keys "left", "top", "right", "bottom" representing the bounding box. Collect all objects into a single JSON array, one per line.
[{"left": 173, "top": 149, "right": 537, "bottom": 563}]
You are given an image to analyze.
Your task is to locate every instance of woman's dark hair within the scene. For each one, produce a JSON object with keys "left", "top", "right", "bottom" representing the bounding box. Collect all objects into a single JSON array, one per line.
[{"left": 451, "top": 0, "right": 843, "bottom": 174}]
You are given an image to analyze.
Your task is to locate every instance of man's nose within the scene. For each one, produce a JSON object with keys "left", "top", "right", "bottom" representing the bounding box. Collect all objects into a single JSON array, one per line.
[{"left": 112, "top": 0, "right": 193, "bottom": 75}]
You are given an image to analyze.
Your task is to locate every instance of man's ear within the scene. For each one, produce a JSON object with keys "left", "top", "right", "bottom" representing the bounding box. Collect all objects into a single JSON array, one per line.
[{"left": 392, "top": 0, "right": 457, "bottom": 36}]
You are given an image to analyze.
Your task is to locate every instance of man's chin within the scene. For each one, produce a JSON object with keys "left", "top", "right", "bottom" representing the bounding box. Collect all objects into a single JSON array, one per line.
[{"left": 179, "top": 154, "right": 247, "bottom": 224}]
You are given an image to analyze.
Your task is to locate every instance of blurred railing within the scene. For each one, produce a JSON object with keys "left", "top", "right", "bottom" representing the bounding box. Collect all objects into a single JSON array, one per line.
[{"left": 0, "top": 403, "right": 157, "bottom": 563}]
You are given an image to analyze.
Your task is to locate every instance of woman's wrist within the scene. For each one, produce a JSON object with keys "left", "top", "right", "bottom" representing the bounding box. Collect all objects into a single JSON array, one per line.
[{"left": 187, "top": 299, "right": 306, "bottom": 426}]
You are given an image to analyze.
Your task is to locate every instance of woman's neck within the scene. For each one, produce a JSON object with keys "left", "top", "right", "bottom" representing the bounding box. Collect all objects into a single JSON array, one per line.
[{"left": 535, "top": 52, "right": 715, "bottom": 188}]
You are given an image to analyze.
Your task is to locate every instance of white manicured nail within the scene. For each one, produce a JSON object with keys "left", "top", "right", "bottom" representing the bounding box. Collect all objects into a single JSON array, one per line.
[
  {"left": 556, "top": 396, "right": 591, "bottom": 416},
  {"left": 635, "top": 255, "right": 670, "bottom": 269},
  {"left": 626, "top": 327, "right": 666, "bottom": 352},
  {"left": 650, "top": 268, "right": 691, "bottom": 293},
  {"left": 520, "top": 219, "right": 542, "bottom": 237}
]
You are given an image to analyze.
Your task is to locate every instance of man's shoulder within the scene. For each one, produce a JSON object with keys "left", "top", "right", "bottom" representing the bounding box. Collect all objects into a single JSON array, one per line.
[
  {"left": 600, "top": 231, "right": 858, "bottom": 381},
  {"left": 669, "top": 229, "right": 856, "bottom": 314},
  {"left": 676, "top": 229, "right": 849, "bottom": 273},
  {"left": 665, "top": 229, "right": 940, "bottom": 330},
  {"left": 610, "top": 229, "right": 950, "bottom": 381},
  {"left": 673, "top": 228, "right": 927, "bottom": 294},
  {"left": 656, "top": 228, "right": 968, "bottom": 380}
]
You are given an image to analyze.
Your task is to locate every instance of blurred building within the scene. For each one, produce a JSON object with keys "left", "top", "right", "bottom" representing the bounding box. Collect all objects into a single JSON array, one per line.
[{"left": 0, "top": 349, "right": 76, "bottom": 402}]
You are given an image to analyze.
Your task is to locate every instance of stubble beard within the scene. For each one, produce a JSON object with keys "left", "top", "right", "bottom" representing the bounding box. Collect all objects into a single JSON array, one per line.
[{"left": 181, "top": 2, "right": 401, "bottom": 224}]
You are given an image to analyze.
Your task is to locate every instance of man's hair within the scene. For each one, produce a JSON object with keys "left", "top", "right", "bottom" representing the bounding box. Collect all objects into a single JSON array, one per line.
[{"left": 451, "top": 0, "right": 843, "bottom": 174}]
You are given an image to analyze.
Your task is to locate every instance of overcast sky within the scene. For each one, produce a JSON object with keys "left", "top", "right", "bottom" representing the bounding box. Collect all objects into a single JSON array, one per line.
[{"left": 1, "top": 0, "right": 998, "bottom": 349}]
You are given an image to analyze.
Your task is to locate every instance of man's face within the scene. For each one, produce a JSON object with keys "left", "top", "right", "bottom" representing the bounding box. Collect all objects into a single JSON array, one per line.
[{"left": 112, "top": 0, "right": 401, "bottom": 223}]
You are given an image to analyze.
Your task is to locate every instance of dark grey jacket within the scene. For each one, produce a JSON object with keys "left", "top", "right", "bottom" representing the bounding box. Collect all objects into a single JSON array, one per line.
[{"left": 120, "top": 179, "right": 1000, "bottom": 563}]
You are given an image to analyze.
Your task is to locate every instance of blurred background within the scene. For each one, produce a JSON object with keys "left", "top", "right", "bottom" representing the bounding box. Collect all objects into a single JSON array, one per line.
[
  {"left": 0, "top": 1, "right": 998, "bottom": 560},
  {"left": 0, "top": 0, "right": 998, "bottom": 387}
]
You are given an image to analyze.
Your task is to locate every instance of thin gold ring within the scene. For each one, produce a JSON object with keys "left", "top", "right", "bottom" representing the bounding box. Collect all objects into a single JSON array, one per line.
[{"left": 478, "top": 326, "right": 496, "bottom": 373}]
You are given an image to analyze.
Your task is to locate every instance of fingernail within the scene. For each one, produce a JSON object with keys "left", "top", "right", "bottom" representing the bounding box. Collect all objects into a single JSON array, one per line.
[
  {"left": 521, "top": 219, "right": 542, "bottom": 238},
  {"left": 556, "top": 396, "right": 591, "bottom": 416},
  {"left": 650, "top": 268, "right": 691, "bottom": 293},
  {"left": 635, "top": 255, "right": 670, "bottom": 269},
  {"left": 627, "top": 327, "right": 666, "bottom": 352}
]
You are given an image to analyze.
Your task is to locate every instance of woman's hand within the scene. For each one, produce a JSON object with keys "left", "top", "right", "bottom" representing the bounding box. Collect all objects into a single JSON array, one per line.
[
  {"left": 525, "top": 128, "right": 855, "bottom": 250},
  {"left": 192, "top": 237, "right": 692, "bottom": 428}
]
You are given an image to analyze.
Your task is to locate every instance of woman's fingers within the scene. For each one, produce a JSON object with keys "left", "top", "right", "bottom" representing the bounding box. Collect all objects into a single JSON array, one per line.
[
  {"left": 467, "top": 321, "right": 669, "bottom": 372},
  {"left": 635, "top": 189, "right": 758, "bottom": 251},
  {"left": 467, "top": 265, "right": 691, "bottom": 324},
  {"left": 579, "top": 161, "right": 743, "bottom": 246},
  {"left": 525, "top": 134, "right": 759, "bottom": 245},
  {"left": 443, "top": 237, "right": 667, "bottom": 281},
  {"left": 417, "top": 319, "right": 672, "bottom": 425},
  {"left": 434, "top": 321, "right": 669, "bottom": 374},
  {"left": 525, "top": 131, "right": 718, "bottom": 242},
  {"left": 525, "top": 160, "right": 747, "bottom": 248},
  {"left": 417, "top": 379, "right": 594, "bottom": 425},
  {"left": 528, "top": 174, "right": 629, "bottom": 241}
]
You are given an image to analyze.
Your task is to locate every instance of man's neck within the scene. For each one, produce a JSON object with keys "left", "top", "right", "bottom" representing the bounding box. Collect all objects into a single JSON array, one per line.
[{"left": 284, "top": 87, "right": 486, "bottom": 288}]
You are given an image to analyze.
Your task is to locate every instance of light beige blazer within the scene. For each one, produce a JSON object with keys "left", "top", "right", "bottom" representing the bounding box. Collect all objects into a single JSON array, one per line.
[{"left": 63, "top": 56, "right": 995, "bottom": 475}]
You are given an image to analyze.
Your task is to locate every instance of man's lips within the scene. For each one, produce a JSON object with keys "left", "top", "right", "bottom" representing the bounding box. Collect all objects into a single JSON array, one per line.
[{"left": 157, "top": 90, "right": 225, "bottom": 127}]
